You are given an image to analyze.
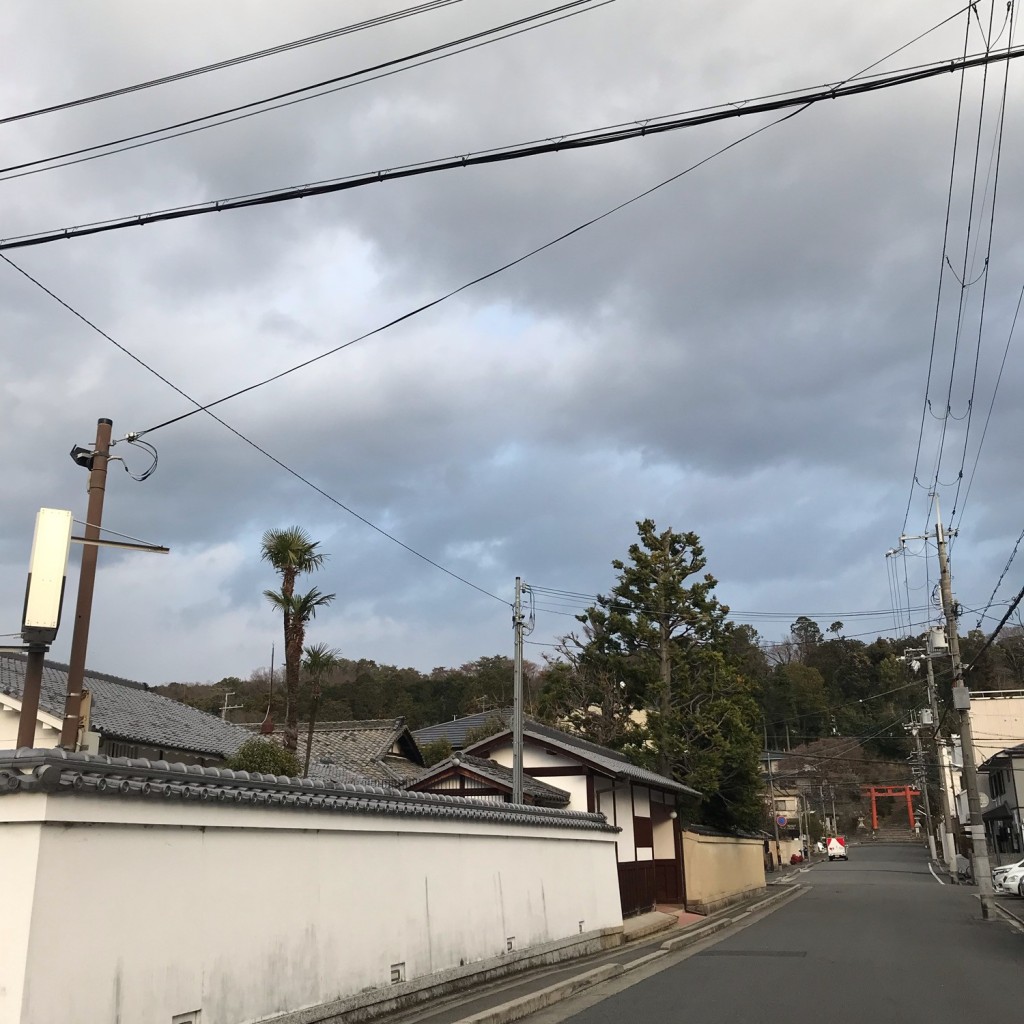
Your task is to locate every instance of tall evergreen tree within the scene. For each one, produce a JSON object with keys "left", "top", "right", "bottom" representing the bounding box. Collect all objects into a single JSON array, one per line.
[{"left": 569, "top": 519, "right": 764, "bottom": 830}]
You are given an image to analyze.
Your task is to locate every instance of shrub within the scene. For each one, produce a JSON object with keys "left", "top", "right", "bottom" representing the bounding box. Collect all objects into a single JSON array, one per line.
[
  {"left": 420, "top": 738, "right": 454, "bottom": 767},
  {"left": 225, "top": 738, "right": 301, "bottom": 778}
]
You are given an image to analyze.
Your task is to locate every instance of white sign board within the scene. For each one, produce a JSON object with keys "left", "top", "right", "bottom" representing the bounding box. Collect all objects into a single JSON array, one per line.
[{"left": 21, "top": 508, "right": 73, "bottom": 644}]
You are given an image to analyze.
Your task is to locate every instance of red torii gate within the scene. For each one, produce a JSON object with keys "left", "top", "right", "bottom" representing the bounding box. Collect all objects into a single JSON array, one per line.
[{"left": 861, "top": 785, "right": 918, "bottom": 830}]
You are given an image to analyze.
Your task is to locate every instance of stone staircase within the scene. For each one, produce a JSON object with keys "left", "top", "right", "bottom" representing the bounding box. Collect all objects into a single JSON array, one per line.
[{"left": 867, "top": 826, "right": 926, "bottom": 845}]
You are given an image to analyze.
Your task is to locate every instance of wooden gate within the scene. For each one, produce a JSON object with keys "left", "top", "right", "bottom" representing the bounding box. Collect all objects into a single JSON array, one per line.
[{"left": 617, "top": 861, "right": 656, "bottom": 917}]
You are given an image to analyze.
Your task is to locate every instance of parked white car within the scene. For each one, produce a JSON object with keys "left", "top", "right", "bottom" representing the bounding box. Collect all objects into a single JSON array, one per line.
[
  {"left": 992, "top": 856, "right": 1024, "bottom": 893},
  {"left": 992, "top": 861, "right": 1024, "bottom": 896}
]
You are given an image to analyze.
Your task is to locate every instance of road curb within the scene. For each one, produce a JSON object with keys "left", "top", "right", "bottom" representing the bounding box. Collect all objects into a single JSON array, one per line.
[
  {"left": 993, "top": 900, "right": 1024, "bottom": 932},
  {"left": 455, "top": 965, "right": 624, "bottom": 1024},
  {"left": 621, "top": 949, "right": 669, "bottom": 973}
]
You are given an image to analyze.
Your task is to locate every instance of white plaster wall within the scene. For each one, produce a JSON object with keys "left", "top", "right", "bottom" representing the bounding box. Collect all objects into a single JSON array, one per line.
[
  {"left": 0, "top": 704, "right": 61, "bottom": 749},
  {"left": 0, "top": 823, "right": 42, "bottom": 1024},
  {"left": 652, "top": 815, "right": 675, "bottom": 859},
  {"left": 613, "top": 783, "right": 635, "bottom": 863},
  {"left": 2, "top": 794, "right": 621, "bottom": 1024},
  {"left": 485, "top": 738, "right": 590, "bottom": 812},
  {"left": 633, "top": 787, "right": 650, "bottom": 818}
]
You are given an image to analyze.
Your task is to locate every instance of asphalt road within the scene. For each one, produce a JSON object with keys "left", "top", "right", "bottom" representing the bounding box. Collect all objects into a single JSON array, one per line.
[{"left": 533, "top": 844, "right": 1024, "bottom": 1023}]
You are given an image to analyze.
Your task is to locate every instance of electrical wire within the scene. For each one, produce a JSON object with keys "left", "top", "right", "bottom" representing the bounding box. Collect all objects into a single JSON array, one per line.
[
  {"left": 901, "top": 9, "right": 974, "bottom": 534},
  {"left": 0, "top": 0, "right": 615, "bottom": 183},
  {"left": 954, "top": 277, "right": 1024, "bottom": 526},
  {"left": 977, "top": 524, "right": 1024, "bottom": 627},
  {"left": 0, "top": 259, "right": 509, "bottom": 607},
  {"left": 929, "top": 1, "right": 998, "bottom": 514},
  {"left": 949, "top": 0, "right": 1017, "bottom": 528},
  {"left": 0, "top": 0, "right": 469, "bottom": 126},
  {"left": 124, "top": 104, "right": 811, "bottom": 439},
  {"left": 5, "top": 44, "right": 1024, "bottom": 254},
  {"left": 966, "top": 581, "right": 1024, "bottom": 672}
]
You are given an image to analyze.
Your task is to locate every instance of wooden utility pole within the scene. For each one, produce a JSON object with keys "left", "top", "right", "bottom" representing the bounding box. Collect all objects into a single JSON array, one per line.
[
  {"left": 61, "top": 418, "right": 112, "bottom": 748},
  {"left": 935, "top": 501, "right": 994, "bottom": 918}
]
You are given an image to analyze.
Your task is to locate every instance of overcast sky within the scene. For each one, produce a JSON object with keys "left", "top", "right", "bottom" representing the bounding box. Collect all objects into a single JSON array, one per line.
[{"left": 2, "top": 0, "right": 1022, "bottom": 686}]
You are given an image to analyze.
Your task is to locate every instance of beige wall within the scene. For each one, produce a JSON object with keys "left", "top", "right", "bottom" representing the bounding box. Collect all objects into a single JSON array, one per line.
[
  {"left": 683, "top": 830, "right": 766, "bottom": 913},
  {"left": 0, "top": 791, "right": 622, "bottom": 1024},
  {"left": 966, "top": 694, "right": 1024, "bottom": 765}
]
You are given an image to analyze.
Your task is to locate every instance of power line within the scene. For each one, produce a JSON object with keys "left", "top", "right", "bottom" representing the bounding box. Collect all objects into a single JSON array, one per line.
[
  {"left": 0, "top": 0, "right": 614, "bottom": 183},
  {"left": 966, "top": 581, "right": 1024, "bottom": 672},
  {"left": 954, "top": 277, "right": 1024, "bottom": 527},
  {"left": 902, "top": 9, "right": 974, "bottom": 534},
  {"left": 5, "top": 44, "right": 1024, "bottom": 254},
  {"left": 0, "top": 0, "right": 469, "bottom": 126},
  {"left": 949, "top": 0, "right": 1017, "bottom": 530},
  {"left": 123, "top": 104, "right": 809, "bottom": 438},
  {"left": 928, "top": 1, "right": 999, "bottom": 516},
  {"left": 0, "top": 257, "right": 509, "bottom": 608}
]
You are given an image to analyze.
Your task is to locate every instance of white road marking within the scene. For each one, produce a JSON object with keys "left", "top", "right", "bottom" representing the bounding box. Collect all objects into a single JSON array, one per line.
[{"left": 928, "top": 863, "right": 945, "bottom": 885}]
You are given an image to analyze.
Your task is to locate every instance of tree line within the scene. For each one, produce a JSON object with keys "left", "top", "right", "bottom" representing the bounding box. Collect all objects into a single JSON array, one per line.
[{"left": 153, "top": 519, "right": 1024, "bottom": 832}]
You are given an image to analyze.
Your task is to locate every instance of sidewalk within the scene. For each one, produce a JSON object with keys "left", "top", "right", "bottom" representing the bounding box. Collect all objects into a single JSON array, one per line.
[{"left": 381, "top": 886, "right": 803, "bottom": 1024}]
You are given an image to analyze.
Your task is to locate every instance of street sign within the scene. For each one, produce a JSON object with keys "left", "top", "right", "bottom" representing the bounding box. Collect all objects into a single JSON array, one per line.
[{"left": 776, "top": 815, "right": 788, "bottom": 826}]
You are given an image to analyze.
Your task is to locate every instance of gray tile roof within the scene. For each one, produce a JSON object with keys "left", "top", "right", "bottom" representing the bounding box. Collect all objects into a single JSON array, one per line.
[
  {"left": 0, "top": 747, "right": 616, "bottom": 832},
  {"left": 413, "top": 709, "right": 513, "bottom": 750},
  {"left": 0, "top": 654, "right": 251, "bottom": 759},
  {"left": 465, "top": 717, "right": 702, "bottom": 797},
  {"left": 407, "top": 753, "right": 571, "bottom": 807},
  {"left": 261, "top": 719, "right": 424, "bottom": 785}
]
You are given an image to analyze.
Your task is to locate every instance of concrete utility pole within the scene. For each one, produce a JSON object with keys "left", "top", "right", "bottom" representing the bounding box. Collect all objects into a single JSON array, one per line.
[
  {"left": 762, "top": 729, "right": 782, "bottom": 869},
  {"left": 923, "top": 649, "right": 959, "bottom": 880},
  {"left": 908, "top": 715, "right": 937, "bottom": 861},
  {"left": 935, "top": 500, "right": 994, "bottom": 918},
  {"left": 61, "top": 418, "right": 113, "bottom": 748},
  {"left": 512, "top": 576, "right": 524, "bottom": 805}
]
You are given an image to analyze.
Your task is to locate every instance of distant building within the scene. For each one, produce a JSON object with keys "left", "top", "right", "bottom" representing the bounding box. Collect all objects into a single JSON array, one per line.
[{"left": 978, "top": 741, "right": 1024, "bottom": 862}]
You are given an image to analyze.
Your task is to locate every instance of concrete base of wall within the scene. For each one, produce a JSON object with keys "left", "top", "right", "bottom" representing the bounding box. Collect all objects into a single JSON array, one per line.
[
  {"left": 261, "top": 926, "right": 625, "bottom": 1024},
  {"left": 686, "top": 884, "right": 767, "bottom": 917}
]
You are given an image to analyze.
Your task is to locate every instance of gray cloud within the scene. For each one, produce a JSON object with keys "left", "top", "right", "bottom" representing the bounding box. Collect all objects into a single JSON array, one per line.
[{"left": 2, "top": 1, "right": 1022, "bottom": 685}]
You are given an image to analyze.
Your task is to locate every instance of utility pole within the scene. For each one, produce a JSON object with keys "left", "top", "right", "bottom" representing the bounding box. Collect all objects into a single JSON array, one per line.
[
  {"left": 61, "top": 418, "right": 113, "bottom": 748},
  {"left": 935, "top": 500, "right": 994, "bottom": 918},
  {"left": 830, "top": 784, "right": 838, "bottom": 836},
  {"left": 908, "top": 714, "right": 937, "bottom": 861},
  {"left": 512, "top": 576, "right": 524, "bottom": 805},
  {"left": 922, "top": 647, "right": 959, "bottom": 880},
  {"left": 763, "top": 726, "right": 782, "bottom": 869}
]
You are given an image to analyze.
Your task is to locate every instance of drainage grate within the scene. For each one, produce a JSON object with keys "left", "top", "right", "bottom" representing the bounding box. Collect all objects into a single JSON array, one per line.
[{"left": 698, "top": 950, "right": 807, "bottom": 958}]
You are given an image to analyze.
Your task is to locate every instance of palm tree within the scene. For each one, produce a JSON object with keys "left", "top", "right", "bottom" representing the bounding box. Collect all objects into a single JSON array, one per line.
[
  {"left": 261, "top": 528, "right": 330, "bottom": 752},
  {"left": 260, "top": 527, "right": 326, "bottom": 604},
  {"left": 302, "top": 642, "right": 341, "bottom": 776},
  {"left": 264, "top": 586, "right": 335, "bottom": 753}
]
